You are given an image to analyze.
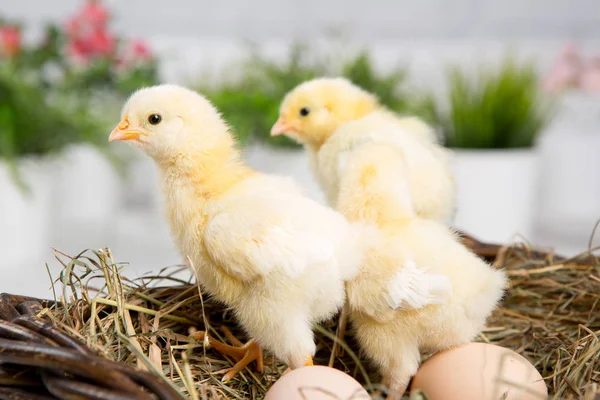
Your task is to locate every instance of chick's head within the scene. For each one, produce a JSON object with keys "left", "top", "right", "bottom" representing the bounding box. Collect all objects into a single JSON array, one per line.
[
  {"left": 109, "top": 84, "right": 229, "bottom": 160},
  {"left": 271, "top": 77, "right": 379, "bottom": 148}
]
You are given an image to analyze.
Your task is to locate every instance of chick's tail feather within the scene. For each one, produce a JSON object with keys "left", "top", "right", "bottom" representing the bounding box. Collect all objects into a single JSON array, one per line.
[{"left": 387, "top": 261, "right": 453, "bottom": 310}]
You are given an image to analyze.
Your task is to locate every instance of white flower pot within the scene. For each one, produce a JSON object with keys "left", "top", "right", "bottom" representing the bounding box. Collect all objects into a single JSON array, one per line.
[
  {"left": 451, "top": 149, "right": 540, "bottom": 244},
  {"left": 0, "top": 157, "right": 53, "bottom": 269},
  {"left": 51, "top": 144, "right": 122, "bottom": 250},
  {"left": 121, "top": 149, "right": 163, "bottom": 211},
  {"left": 242, "top": 144, "right": 327, "bottom": 204},
  {"left": 535, "top": 92, "right": 600, "bottom": 245}
]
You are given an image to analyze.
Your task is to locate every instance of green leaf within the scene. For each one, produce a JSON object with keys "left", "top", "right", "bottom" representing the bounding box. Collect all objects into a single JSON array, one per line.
[
  {"left": 195, "top": 41, "right": 413, "bottom": 148},
  {"left": 428, "top": 56, "right": 555, "bottom": 149}
]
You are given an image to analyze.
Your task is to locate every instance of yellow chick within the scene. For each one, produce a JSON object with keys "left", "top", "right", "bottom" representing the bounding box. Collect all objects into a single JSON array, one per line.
[
  {"left": 272, "top": 80, "right": 507, "bottom": 398},
  {"left": 271, "top": 77, "right": 455, "bottom": 223},
  {"left": 107, "top": 84, "right": 450, "bottom": 383},
  {"left": 338, "top": 144, "right": 507, "bottom": 397}
]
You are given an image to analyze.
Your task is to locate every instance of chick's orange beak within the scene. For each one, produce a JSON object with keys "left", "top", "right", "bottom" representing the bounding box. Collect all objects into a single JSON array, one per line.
[
  {"left": 108, "top": 118, "right": 142, "bottom": 142},
  {"left": 270, "top": 117, "right": 292, "bottom": 136}
]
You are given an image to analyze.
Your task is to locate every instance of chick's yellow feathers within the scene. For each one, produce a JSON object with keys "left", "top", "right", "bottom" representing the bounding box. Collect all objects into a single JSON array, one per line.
[
  {"left": 203, "top": 176, "right": 340, "bottom": 281},
  {"left": 322, "top": 113, "right": 455, "bottom": 223},
  {"left": 110, "top": 84, "right": 375, "bottom": 373},
  {"left": 274, "top": 77, "right": 455, "bottom": 223},
  {"left": 274, "top": 78, "right": 505, "bottom": 398}
]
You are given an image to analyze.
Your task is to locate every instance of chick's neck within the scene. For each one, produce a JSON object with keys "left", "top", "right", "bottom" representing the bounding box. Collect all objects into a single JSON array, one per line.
[
  {"left": 156, "top": 136, "right": 254, "bottom": 199},
  {"left": 308, "top": 101, "right": 380, "bottom": 153}
]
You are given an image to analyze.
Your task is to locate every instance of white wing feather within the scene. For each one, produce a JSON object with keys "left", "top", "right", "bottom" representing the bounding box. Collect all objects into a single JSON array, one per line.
[{"left": 387, "top": 261, "right": 453, "bottom": 310}]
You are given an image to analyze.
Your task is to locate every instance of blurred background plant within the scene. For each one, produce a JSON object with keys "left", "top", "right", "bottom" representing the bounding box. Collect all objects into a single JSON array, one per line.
[
  {"left": 423, "top": 57, "right": 554, "bottom": 149},
  {"left": 342, "top": 50, "right": 412, "bottom": 114},
  {"left": 2, "top": 0, "right": 158, "bottom": 95},
  {"left": 200, "top": 42, "right": 327, "bottom": 147},
  {"left": 0, "top": 0, "right": 158, "bottom": 187},
  {"left": 0, "top": 65, "right": 104, "bottom": 189},
  {"left": 200, "top": 41, "right": 414, "bottom": 148}
]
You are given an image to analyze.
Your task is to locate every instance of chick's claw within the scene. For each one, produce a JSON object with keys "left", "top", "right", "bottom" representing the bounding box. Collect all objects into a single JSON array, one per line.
[
  {"left": 220, "top": 325, "right": 244, "bottom": 347},
  {"left": 219, "top": 340, "right": 264, "bottom": 382},
  {"left": 193, "top": 329, "right": 264, "bottom": 382}
]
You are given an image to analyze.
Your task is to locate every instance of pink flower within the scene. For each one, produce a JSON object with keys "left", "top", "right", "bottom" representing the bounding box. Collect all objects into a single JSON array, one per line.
[
  {"left": 64, "top": 0, "right": 114, "bottom": 63},
  {"left": 0, "top": 25, "right": 21, "bottom": 57},
  {"left": 579, "top": 57, "right": 600, "bottom": 93},
  {"left": 80, "top": 0, "right": 109, "bottom": 29},
  {"left": 65, "top": 0, "right": 109, "bottom": 39},
  {"left": 131, "top": 39, "right": 152, "bottom": 61},
  {"left": 89, "top": 29, "right": 115, "bottom": 55},
  {"left": 542, "top": 42, "right": 582, "bottom": 94},
  {"left": 66, "top": 29, "right": 115, "bottom": 64},
  {"left": 116, "top": 39, "right": 153, "bottom": 71}
]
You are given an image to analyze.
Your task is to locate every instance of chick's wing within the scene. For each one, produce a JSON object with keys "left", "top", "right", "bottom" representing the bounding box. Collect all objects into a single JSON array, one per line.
[{"left": 203, "top": 198, "right": 336, "bottom": 281}]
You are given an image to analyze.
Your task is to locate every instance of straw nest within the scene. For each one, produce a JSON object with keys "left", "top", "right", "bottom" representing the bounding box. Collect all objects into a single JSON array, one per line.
[{"left": 15, "top": 233, "right": 600, "bottom": 399}]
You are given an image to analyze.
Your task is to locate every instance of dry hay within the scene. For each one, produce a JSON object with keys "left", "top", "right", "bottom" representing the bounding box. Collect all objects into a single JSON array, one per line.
[{"left": 30, "top": 236, "right": 600, "bottom": 400}]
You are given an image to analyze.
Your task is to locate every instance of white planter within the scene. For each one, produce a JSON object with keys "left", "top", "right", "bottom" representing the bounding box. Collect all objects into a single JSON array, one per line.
[
  {"left": 451, "top": 149, "right": 540, "bottom": 244},
  {"left": 51, "top": 144, "right": 122, "bottom": 250},
  {"left": 242, "top": 144, "right": 327, "bottom": 204},
  {"left": 0, "top": 157, "right": 53, "bottom": 269},
  {"left": 121, "top": 149, "right": 163, "bottom": 211},
  {"left": 535, "top": 92, "right": 600, "bottom": 245}
]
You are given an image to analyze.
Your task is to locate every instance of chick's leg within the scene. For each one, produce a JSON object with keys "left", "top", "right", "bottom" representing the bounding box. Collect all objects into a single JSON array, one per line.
[
  {"left": 281, "top": 355, "right": 314, "bottom": 377},
  {"left": 355, "top": 323, "right": 420, "bottom": 400},
  {"left": 383, "top": 345, "right": 421, "bottom": 400},
  {"left": 194, "top": 327, "right": 264, "bottom": 382},
  {"left": 277, "top": 320, "right": 316, "bottom": 370},
  {"left": 241, "top": 309, "right": 316, "bottom": 372}
]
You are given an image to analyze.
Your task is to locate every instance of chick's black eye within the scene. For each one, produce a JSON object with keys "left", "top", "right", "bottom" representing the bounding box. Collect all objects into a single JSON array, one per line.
[
  {"left": 299, "top": 107, "right": 310, "bottom": 117},
  {"left": 148, "top": 114, "right": 162, "bottom": 125}
]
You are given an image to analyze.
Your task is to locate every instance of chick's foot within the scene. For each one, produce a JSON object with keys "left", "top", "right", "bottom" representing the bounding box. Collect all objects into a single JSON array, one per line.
[
  {"left": 194, "top": 327, "right": 264, "bottom": 382},
  {"left": 281, "top": 356, "right": 314, "bottom": 376}
]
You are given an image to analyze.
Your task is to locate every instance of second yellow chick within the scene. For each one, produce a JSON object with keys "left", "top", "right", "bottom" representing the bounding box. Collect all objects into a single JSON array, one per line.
[
  {"left": 271, "top": 77, "right": 455, "bottom": 223},
  {"left": 328, "top": 141, "right": 507, "bottom": 399},
  {"left": 272, "top": 79, "right": 507, "bottom": 398}
]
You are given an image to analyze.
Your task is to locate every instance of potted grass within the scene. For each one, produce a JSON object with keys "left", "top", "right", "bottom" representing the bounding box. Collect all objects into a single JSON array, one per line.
[
  {"left": 199, "top": 42, "right": 413, "bottom": 204},
  {"left": 45, "top": 0, "right": 160, "bottom": 247},
  {"left": 0, "top": 2, "right": 158, "bottom": 264},
  {"left": 1, "top": 1, "right": 160, "bottom": 250},
  {"left": 425, "top": 57, "right": 553, "bottom": 243},
  {"left": 0, "top": 64, "right": 104, "bottom": 267},
  {"left": 44, "top": 1, "right": 162, "bottom": 219}
]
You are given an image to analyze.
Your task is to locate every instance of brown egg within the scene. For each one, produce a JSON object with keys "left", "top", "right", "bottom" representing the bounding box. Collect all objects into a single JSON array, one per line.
[
  {"left": 410, "top": 342, "right": 548, "bottom": 400},
  {"left": 265, "top": 365, "right": 371, "bottom": 400}
]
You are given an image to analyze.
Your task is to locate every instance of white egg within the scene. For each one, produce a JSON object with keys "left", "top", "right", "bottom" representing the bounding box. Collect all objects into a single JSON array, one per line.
[{"left": 265, "top": 365, "right": 371, "bottom": 400}]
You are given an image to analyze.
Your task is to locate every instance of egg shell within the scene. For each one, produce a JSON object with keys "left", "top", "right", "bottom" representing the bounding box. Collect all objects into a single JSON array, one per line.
[
  {"left": 410, "top": 342, "right": 548, "bottom": 400},
  {"left": 265, "top": 365, "right": 371, "bottom": 400}
]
